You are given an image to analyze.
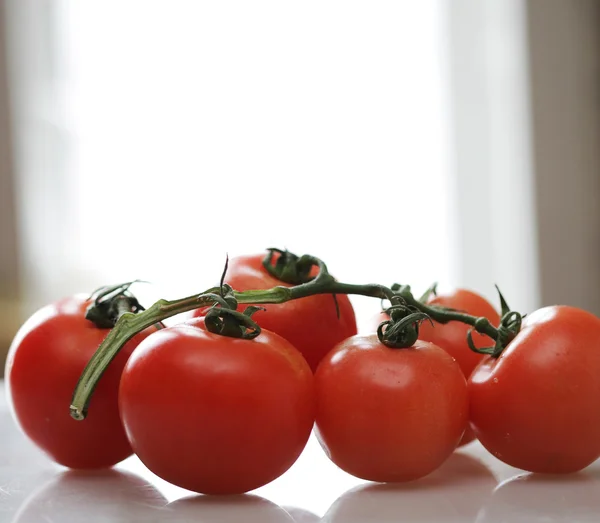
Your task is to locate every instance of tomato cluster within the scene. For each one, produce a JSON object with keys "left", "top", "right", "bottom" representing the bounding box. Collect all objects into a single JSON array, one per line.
[{"left": 6, "top": 250, "right": 600, "bottom": 496}]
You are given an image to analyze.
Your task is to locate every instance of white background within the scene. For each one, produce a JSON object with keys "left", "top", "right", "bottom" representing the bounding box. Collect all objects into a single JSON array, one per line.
[{"left": 10, "top": 0, "right": 458, "bottom": 324}]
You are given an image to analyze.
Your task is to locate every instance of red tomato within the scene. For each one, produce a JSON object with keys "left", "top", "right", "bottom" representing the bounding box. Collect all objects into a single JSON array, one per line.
[
  {"left": 194, "top": 253, "right": 357, "bottom": 372},
  {"left": 118, "top": 322, "right": 315, "bottom": 495},
  {"left": 5, "top": 295, "right": 149, "bottom": 469},
  {"left": 469, "top": 305, "right": 600, "bottom": 473},
  {"left": 315, "top": 334, "right": 468, "bottom": 482},
  {"left": 367, "top": 288, "right": 500, "bottom": 446}
]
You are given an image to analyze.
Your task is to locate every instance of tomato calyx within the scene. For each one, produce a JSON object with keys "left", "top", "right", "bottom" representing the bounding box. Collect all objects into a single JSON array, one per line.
[
  {"left": 262, "top": 248, "right": 318, "bottom": 285},
  {"left": 261, "top": 248, "right": 343, "bottom": 318},
  {"left": 204, "top": 300, "right": 266, "bottom": 340},
  {"left": 201, "top": 257, "right": 266, "bottom": 340},
  {"left": 392, "top": 283, "right": 523, "bottom": 358},
  {"left": 377, "top": 305, "right": 432, "bottom": 348},
  {"left": 467, "top": 310, "right": 522, "bottom": 357},
  {"left": 85, "top": 282, "right": 145, "bottom": 329},
  {"left": 465, "top": 286, "right": 522, "bottom": 357},
  {"left": 201, "top": 282, "right": 266, "bottom": 340}
]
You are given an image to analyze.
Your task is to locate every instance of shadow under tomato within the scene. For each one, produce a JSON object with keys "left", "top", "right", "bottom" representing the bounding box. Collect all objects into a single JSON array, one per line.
[
  {"left": 11, "top": 468, "right": 167, "bottom": 523},
  {"left": 475, "top": 471, "right": 600, "bottom": 523},
  {"left": 321, "top": 452, "right": 497, "bottom": 523},
  {"left": 165, "top": 493, "right": 295, "bottom": 523}
]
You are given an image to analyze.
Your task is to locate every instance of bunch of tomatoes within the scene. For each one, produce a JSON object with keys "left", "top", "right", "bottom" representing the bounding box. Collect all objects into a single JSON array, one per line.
[{"left": 5, "top": 250, "right": 600, "bottom": 496}]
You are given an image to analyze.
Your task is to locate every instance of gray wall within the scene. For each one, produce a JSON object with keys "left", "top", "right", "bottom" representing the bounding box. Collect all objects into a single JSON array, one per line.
[
  {"left": 0, "top": 0, "right": 20, "bottom": 365},
  {"left": 527, "top": 0, "right": 600, "bottom": 314}
]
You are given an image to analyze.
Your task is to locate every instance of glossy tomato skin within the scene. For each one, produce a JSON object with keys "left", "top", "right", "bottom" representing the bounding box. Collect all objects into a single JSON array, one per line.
[
  {"left": 315, "top": 335, "right": 468, "bottom": 482},
  {"left": 194, "top": 253, "right": 357, "bottom": 372},
  {"left": 5, "top": 295, "right": 149, "bottom": 469},
  {"left": 119, "top": 322, "right": 315, "bottom": 495},
  {"left": 469, "top": 305, "right": 600, "bottom": 473},
  {"left": 367, "top": 289, "right": 500, "bottom": 446}
]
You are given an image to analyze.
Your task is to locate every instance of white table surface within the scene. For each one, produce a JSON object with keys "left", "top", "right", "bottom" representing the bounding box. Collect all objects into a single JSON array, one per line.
[{"left": 1, "top": 382, "right": 600, "bottom": 522}]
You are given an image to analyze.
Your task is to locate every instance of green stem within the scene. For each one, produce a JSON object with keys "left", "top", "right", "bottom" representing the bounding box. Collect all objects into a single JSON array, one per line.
[
  {"left": 70, "top": 289, "right": 218, "bottom": 420},
  {"left": 70, "top": 260, "right": 505, "bottom": 421},
  {"left": 395, "top": 285, "right": 499, "bottom": 341}
]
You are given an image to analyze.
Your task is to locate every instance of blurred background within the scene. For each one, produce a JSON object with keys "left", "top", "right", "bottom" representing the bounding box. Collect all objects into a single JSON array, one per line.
[{"left": 0, "top": 0, "right": 599, "bottom": 373}]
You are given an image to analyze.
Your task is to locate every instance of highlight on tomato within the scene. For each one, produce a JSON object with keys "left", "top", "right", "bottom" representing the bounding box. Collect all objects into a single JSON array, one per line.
[
  {"left": 193, "top": 249, "right": 357, "bottom": 372},
  {"left": 367, "top": 287, "right": 500, "bottom": 446},
  {"left": 469, "top": 305, "right": 600, "bottom": 474},
  {"left": 315, "top": 311, "right": 468, "bottom": 483},
  {"left": 5, "top": 284, "right": 150, "bottom": 469},
  {"left": 118, "top": 304, "right": 315, "bottom": 495}
]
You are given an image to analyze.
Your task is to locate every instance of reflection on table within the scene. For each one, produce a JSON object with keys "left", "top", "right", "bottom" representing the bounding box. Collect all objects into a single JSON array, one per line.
[{"left": 3, "top": 383, "right": 600, "bottom": 522}]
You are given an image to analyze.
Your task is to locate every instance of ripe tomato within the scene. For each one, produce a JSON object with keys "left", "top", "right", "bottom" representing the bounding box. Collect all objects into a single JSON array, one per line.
[
  {"left": 315, "top": 334, "right": 468, "bottom": 482},
  {"left": 5, "top": 294, "right": 149, "bottom": 469},
  {"left": 469, "top": 305, "right": 600, "bottom": 473},
  {"left": 193, "top": 252, "right": 357, "bottom": 372},
  {"left": 367, "top": 288, "right": 500, "bottom": 446},
  {"left": 118, "top": 321, "right": 315, "bottom": 495}
]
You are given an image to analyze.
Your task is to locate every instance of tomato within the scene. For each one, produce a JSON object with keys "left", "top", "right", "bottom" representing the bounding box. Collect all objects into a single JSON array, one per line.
[
  {"left": 367, "top": 288, "right": 500, "bottom": 446},
  {"left": 469, "top": 305, "right": 600, "bottom": 473},
  {"left": 194, "top": 252, "right": 357, "bottom": 372},
  {"left": 118, "top": 321, "right": 315, "bottom": 495},
  {"left": 5, "top": 294, "right": 150, "bottom": 469},
  {"left": 315, "top": 334, "right": 468, "bottom": 482}
]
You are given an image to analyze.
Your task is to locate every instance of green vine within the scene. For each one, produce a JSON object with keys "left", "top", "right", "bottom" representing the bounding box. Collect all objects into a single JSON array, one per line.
[{"left": 69, "top": 251, "right": 520, "bottom": 421}]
